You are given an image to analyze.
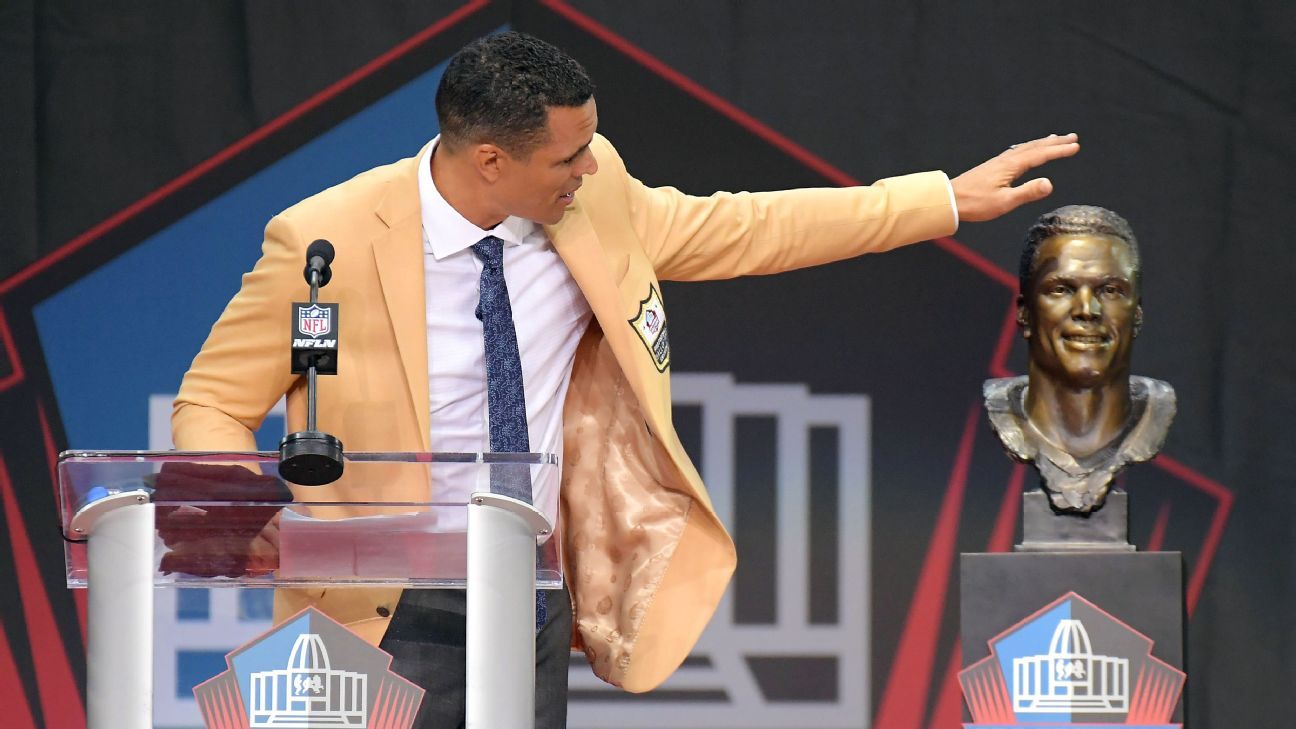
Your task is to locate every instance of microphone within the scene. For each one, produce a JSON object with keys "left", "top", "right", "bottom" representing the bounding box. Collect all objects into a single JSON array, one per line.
[
  {"left": 303, "top": 239, "right": 335, "bottom": 287},
  {"left": 280, "top": 239, "right": 344, "bottom": 486}
]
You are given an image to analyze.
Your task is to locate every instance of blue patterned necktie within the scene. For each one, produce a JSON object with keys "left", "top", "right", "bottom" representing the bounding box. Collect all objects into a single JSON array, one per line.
[
  {"left": 471, "top": 235, "right": 545, "bottom": 629},
  {"left": 472, "top": 236, "right": 532, "bottom": 502}
]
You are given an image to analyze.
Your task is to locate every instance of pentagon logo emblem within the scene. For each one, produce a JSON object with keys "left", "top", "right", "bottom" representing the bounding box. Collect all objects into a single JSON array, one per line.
[
  {"left": 193, "top": 607, "right": 423, "bottom": 728},
  {"left": 629, "top": 284, "right": 670, "bottom": 372},
  {"left": 960, "top": 592, "right": 1184, "bottom": 727}
]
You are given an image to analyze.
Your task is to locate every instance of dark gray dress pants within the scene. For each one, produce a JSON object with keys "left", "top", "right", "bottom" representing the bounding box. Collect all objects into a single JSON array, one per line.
[{"left": 378, "top": 584, "right": 572, "bottom": 729}]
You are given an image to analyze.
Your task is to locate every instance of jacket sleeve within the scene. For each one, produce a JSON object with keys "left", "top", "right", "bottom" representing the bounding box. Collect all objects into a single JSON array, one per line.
[
  {"left": 596, "top": 136, "right": 958, "bottom": 282},
  {"left": 172, "top": 213, "right": 305, "bottom": 450}
]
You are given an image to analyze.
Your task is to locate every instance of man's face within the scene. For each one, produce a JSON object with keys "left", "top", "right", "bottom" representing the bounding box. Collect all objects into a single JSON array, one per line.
[
  {"left": 492, "top": 98, "right": 599, "bottom": 225},
  {"left": 1020, "top": 234, "right": 1141, "bottom": 388}
]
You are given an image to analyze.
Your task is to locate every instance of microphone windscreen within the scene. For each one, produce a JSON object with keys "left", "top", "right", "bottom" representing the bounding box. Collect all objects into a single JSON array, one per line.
[{"left": 306, "top": 239, "right": 335, "bottom": 264}]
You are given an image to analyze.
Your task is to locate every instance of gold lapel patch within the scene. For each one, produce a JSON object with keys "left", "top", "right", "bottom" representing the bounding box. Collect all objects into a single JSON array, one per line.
[{"left": 629, "top": 284, "right": 670, "bottom": 372}]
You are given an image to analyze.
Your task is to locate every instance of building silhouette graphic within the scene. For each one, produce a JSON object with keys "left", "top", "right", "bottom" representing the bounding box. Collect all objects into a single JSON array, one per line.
[
  {"left": 1012, "top": 618, "right": 1129, "bottom": 714},
  {"left": 249, "top": 633, "right": 367, "bottom": 728},
  {"left": 960, "top": 592, "right": 1185, "bottom": 726}
]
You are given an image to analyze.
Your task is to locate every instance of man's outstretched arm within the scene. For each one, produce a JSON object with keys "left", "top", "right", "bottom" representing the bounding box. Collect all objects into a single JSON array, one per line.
[{"left": 615, "top": 132, "right": 1080, "bottom": 281}]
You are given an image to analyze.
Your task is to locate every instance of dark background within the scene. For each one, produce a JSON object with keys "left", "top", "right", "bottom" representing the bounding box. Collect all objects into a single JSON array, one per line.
[{"left": 1, "top": 1, "right": 1292, "bottom": 727}]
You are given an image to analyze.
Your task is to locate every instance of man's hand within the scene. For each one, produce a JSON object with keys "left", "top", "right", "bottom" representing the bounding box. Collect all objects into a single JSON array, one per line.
[
  {"left": 951, "top": 133, "right": 1080, "bottom": 223},
  {"left": 159, "top": 511, "right": 283, "bottom": 578}
]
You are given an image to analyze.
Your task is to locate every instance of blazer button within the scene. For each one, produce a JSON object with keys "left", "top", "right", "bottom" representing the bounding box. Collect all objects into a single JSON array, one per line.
[{"left": 376, "top": 606, "right": 391, "bottom": 617}]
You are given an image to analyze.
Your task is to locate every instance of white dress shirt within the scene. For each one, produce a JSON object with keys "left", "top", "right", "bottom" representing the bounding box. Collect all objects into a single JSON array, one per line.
[{"left": 418, "top": 138, "right": 592, "bottom": 529}]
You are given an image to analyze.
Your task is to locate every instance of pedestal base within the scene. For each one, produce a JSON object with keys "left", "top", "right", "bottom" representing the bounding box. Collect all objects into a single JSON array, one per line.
[
  {"left": 960, "top": 551, "right": 1186, "bottom": 726},
  {"left": 1018, "top": 489, "right": 1135, "bottom": 551}
]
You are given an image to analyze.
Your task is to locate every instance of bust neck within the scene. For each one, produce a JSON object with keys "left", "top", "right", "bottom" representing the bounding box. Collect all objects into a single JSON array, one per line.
[{"left": 1023, "top": 367, "right": 1132, "bottom": 458}]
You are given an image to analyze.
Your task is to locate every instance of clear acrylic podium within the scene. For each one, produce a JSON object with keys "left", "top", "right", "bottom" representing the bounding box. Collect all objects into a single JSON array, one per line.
[{"left": 58, "top": 450, "right": 561, "bottom": 729}]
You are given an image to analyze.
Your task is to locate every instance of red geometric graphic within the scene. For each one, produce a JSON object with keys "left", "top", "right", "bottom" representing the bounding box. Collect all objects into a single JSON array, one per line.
[
  {"left": 0, "top": 616, "right": 38, "bottom": 729},
  {"left": 0, "top": 308, "right": 24, "bottom": 393},
  {"left": 0, "top": 6, "right": 493, "bottom": 727},
  {"left": 528, "top": 7, "right": 1234, "bottom": 729},
  {"left": 0, "top": 455, "right": 85, "bottom": 728},
  {"left": 0, "top": 4, "right": 1235, "bottom": 729}
]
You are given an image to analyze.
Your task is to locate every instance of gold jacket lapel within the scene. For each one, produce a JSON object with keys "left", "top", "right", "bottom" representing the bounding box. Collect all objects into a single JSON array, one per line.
[{"left": 372, "top": 154, "right": 431, "bottom": 450}]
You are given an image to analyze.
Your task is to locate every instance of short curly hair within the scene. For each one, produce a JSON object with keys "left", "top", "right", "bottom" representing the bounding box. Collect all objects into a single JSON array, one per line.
[
  {"left": 435, "top": 31, "right": 594, "bottom": 157},
  {"left": 1019, "top": 205, "right": 1141, "bottom": 298}
]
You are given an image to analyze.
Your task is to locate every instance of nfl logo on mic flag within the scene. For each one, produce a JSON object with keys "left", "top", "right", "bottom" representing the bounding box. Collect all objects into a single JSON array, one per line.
[
  {"left": 291, "top": 303, "right": 339, "bottom": 374},
  {"left": 193, "top": 607, "right": 423, "bottom": 729},
  {"left": 299, "top": 304, "right": 332, "bottom": 337}
]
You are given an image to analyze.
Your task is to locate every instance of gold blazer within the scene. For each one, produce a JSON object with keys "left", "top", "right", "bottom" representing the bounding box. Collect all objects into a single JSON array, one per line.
[{"left": 173, "top": 134, "right": 956, "bottom": 691}]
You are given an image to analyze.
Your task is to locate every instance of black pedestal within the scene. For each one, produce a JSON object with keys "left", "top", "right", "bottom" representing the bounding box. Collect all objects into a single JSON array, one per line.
[{"left": 960, "top": 551, "right": 1186, "bottom": 726}]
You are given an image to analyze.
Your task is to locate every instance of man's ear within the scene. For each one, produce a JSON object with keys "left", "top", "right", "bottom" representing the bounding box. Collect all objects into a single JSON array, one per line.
[
  {"left": 473, "top": 143, "right": 504, "bottom": 183},
  {"left": 1133, "top": 305, "right": 1143, "bottom": 338},
  {"left": 1016, "top": 295, "right": 1031, "bottom": 338}
]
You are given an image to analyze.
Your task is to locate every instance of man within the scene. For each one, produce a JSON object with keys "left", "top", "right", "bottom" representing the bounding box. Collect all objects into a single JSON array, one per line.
[
  {"left": 173, "top": 31, "right": 1079, "bottom": 728},
  {"left": 985, "top": 205, "right": 1176, "bottom": 512}
]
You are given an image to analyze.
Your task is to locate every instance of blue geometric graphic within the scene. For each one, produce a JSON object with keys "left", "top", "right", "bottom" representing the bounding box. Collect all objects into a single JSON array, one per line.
[{"left": 33, "top": 57, "right": 455, "bottom": 450}]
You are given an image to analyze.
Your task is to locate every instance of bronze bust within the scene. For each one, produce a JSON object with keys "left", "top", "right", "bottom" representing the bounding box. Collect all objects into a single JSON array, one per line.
[{"left": 985, "top": 205, "right": 1175, "bottom": 512}]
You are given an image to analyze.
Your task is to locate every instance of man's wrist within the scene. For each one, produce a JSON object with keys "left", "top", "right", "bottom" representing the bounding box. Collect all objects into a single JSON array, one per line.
[{"left": 942, "top": 173, "right": 960, "bottom": 233}]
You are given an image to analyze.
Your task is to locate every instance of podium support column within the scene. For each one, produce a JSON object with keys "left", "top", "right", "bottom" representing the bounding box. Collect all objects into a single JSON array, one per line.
[
  {"left": 465, "top": 492, "right": 552, "bottom": 729},
  {"left": 72, "top": 490, "right": 155, "bottom": 729}
]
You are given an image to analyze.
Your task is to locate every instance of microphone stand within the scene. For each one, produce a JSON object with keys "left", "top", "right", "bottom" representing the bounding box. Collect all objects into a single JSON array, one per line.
[{"left": 279, "top": 264, "right": 344, "bottom": 485}]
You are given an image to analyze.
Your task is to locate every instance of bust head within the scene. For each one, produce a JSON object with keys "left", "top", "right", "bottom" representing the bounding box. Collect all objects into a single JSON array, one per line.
[
  {"left": 1017, "top": 205, "right": 1142, "bottom": 390},
  {"left": 984, "top": 205, "right": 1175, "bottom": 515}
]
